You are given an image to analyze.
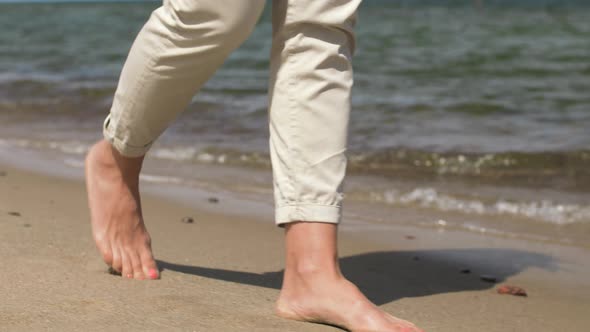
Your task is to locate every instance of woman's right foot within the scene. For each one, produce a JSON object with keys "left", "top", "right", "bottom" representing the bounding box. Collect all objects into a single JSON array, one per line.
[
  {"left": 85, "top": 140, "right": 159, "bottom": 280},
  {"left": 276, "top": 273, "right": 423, "bottom": 332},
  {"left": 276, "top": 222, "right": 423, "bottom": 332}
]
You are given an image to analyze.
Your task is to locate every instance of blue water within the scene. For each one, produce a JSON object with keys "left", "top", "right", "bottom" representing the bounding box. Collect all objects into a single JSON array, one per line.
[{"left": 0, "top": 0, "right": 589, "bottom": 243}]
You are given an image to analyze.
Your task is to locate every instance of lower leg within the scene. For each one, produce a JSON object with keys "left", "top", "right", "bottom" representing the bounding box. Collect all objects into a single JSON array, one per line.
[
  {"left": 87, "top": 0, "right": 265, "bottom": 279},
  {"left": 85, "top": 140, "right": 158, "bottom": 280},
  {"left": 276, "top": 222, "right": 423, "bottom": 332}
]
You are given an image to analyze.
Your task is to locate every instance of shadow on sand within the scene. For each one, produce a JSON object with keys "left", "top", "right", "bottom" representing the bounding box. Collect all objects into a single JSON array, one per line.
[{"left": 158, "top": 248, "right": 557, "bottom": 305}]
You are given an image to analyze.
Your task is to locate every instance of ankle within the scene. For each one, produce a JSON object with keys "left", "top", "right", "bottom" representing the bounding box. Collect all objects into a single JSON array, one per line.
[
  {"left": 89, "top": 140, "right": 143, "bottom": 180},
  {"left": 284, "top": 260, "right": 342, "bottom": 285}
]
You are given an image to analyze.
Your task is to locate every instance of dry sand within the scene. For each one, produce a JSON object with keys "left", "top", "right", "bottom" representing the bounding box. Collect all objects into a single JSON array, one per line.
[{"left": 1, "top": 161, "right": 589, "bottom": 332}]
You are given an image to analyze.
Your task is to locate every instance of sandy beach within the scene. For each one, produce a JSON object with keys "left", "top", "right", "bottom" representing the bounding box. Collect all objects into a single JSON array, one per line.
[{"left": 1, "top": 154, "right": 589, "bottom": 332}]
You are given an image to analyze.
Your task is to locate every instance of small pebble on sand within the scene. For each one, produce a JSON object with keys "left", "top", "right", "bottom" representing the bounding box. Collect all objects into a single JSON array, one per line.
[
  {"left": 23, "top": 223, "right": 31, "bottom": 228},
  {"left": 208, "top": 197, "right": 219, "bottom": 204},
  {"left": 8, "top": 211, "right": 21, "bottom": 217},
  {"left": 405, "top": 235, "right": 416, "bottom": 240},
  {"left": 497, "top": 285, "right": 527, "bottom": 297},
  {"left": 181, "top": 216, "right": 194, "bottom": 224}
]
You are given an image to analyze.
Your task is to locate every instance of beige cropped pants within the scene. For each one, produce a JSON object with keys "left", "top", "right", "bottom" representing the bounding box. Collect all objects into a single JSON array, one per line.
[{"left": 104, "top": 0, "right": 361, "bottom": 226}]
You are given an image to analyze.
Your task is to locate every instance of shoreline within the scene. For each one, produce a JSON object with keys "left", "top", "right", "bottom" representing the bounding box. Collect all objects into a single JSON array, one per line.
[
  {"left": 1, "top": 149, "right": 589, "bottom": 331},
  {"left": 1, "top": 141, "right": 589, "bottom": 249}
]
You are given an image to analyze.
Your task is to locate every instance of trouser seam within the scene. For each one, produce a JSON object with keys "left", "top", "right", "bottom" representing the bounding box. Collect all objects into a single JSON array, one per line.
[{"left": 284, "top": 0, "right": 301, "bottom": 209}]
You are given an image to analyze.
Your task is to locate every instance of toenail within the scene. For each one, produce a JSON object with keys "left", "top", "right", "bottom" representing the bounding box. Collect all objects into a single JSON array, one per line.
[
  {"left": 148, "top": 269, "right": 158, "bottom": 279},
  {"left": 126, "top": 273, "right": 133, "bottom": 279}
]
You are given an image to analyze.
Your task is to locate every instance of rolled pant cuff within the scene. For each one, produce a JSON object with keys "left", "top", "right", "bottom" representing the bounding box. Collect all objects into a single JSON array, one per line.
[
  {"left": 103, "top": 126, "right": 151, "bottom": 158},
  {"left": 275, "top": 204, "right": 341, "bottom": 226}
]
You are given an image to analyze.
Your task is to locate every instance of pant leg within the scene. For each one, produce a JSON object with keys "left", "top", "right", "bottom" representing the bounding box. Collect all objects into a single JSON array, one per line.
[
  {"left": 269, "top": 0, "right": 362, "bottom": 226},
  {"left": 104, "top": 0, "right": 266, "bottom": 157}
]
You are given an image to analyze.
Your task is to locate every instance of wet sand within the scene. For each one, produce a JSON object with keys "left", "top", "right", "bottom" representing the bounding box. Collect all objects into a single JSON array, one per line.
[{"left": 1, "top": 160, "right": 589, "bottom": 332}]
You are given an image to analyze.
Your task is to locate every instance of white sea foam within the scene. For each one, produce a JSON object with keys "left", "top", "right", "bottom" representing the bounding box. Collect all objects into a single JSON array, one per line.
[
  {"left": 48, "top": 141, "right": 89, "bottom": 155},
  {"left": 139, "top": 174, "right": 184, "bottom": 185},
  {"left": 377, "top": 187, "right": 590, "bottom": 225},
  {"left": 150, "top": 147, "right": 230, "bottom": 165},
  {"left": 0, "top": 138, "right": 90, "bottom": 155},
  {"left": 63, "top": 158, "right": 84, "bottom": 168},
  {"left": 151, "top": 147, "right": 197, "bottom": 161}
]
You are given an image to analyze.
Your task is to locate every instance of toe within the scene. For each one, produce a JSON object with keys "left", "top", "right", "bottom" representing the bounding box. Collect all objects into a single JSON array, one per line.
[
  {"left": 129, "top": 251, "right": 145, "bottom": 280},
  {"left": 140, "top": 247, "right": 159, "bottom": 280},
  {"left": 111, "top": 247, "right": 123, "bottom": 274},
  {"left": 96, "top": 240, "right": 114, "bottom": 267},
  {"left": 121, "top": 250, "right": 133, "bottom": 279}
]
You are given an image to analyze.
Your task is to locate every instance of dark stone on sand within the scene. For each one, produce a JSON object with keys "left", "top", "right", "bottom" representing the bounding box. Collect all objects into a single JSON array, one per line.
[
  {"left": 497, "top": 285, "right": 527, "bottom": 297},
  {"left": 460, "top": 269, "right": 471, "bottom": 274},
  {"left": 23, "top": 223, "right": 31, "bottom": 228},
  {"left": 405, "top": 235, "right": 416, "bottom": 240},
  {"left": 208, "top": 197, "right": 219, "bottom": 204},
  {"left": 480, "top": 274, "right": 497, "bottom": 283},
  {"left": 8, "top": 211, "right": 21, "bottom": 217},
  {"left": 181, "top": 216, "right": 194, "bottom": 224}
]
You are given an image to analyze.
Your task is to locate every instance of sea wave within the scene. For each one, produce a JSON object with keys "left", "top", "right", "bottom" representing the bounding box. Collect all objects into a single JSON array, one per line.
[
  {"left": 1, "top": 138, "right": 588, "bottom": 188},
  {"left": 370, "top": 187, "right": 590, "bottom": 225}
]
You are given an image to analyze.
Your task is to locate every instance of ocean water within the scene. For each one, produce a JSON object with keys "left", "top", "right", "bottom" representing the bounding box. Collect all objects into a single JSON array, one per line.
[{"left": 0, "top": 0, "right": 589, "bottom": 246}]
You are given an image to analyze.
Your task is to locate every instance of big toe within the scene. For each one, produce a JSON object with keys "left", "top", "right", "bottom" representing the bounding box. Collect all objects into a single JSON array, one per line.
[{"left": 140, "top": 249, "right": 159, "bottom": 280}]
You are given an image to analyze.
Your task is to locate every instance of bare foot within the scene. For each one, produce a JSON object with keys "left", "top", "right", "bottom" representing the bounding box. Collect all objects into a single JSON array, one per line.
[
  {"left": 276, "top": 274, "right": 423, "bottom": 332},
  {"left": 85, "top": 140, "right": 159, "bottom": 280},
  {"left": 276, "top": 222, "right": 423, "bottom": 331}
]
